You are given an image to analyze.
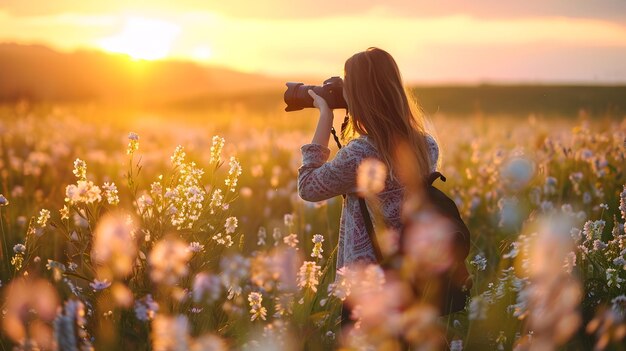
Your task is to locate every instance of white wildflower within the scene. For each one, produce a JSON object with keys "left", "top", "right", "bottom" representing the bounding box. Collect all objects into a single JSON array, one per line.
[
  {"left": 37, "top": 209, "right": 51, "bottom": 227},
  {"left": 102, "top": 182, "right": 119, "bottom": 205},
  {"left": 297, "top": 261, "right": 321, "bottom": 292},
  {"left": 209, "top": 189, "right": 223, "bottom": 214},
  {"left": 470, "top": 254, "right": 487, "bottom": 271},
  {"left": 283, "top": 233, "right": 299, "bottom": 249},
  {"left": 73, "top": 159, "right": 87, "bottom": 180},
  {"left": 450, "top": 339, "right": 463, "bottom": 351},
  {"left": 210, "top": 136, "right": 225, "bottom": 164},
  {"left": 272, "top": 227, "right": 282, "bottom": 246},
  {"left": 257, "top": 227, "right": 267, "bottom": 246},
  {"left": 65, "top": 180, "right": 102, "bottom": 204},
  {"left": 224, "top": 216, "right": 238, "bottom": 234},
  {"left": 225, "top": 156, "right": 242, "bottom": 191},
  {"left": 127, "top": 132, "right": 140, "bottom": 155},
  {"left": 188, "top": 242, "right": 205, "bottom": 253},
  {"left": 607, "top": 268, "right": 624, "bottom": 288},
  {"left": 248, "top": 292, "right": 267, "bottom": 321},
  {"left": 284, "top": 213, "right": 294, "bottom": 227},
  {"left": 469, "top": 296, "right": 489, "bottom": 320},
  {"left": 171, "top": 146, "right": 186, "bottom": 167},
  {"left": 311, "top": 234, "right": 324, "bottom": 259},
  {"left": 59, "top": 205, "right": 70, "bottom": 220},
  {"left": 583, "top": 220, "right": 605, "bottom": 241}
]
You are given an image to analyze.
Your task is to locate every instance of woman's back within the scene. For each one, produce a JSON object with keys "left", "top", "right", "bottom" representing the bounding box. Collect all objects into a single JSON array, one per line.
[{"left": 298, "top": 134, "right": 439, "bottom": 268}]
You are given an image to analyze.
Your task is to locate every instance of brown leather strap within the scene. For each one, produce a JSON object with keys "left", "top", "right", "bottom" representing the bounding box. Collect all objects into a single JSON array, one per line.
[{"left": 358, "top": 197, "right": 383, "bottom": 262}]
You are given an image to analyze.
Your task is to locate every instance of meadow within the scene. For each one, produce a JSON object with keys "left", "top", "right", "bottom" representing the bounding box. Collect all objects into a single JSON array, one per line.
[{"left": 0, "top": 89, "right": 625, "bottom": 350}]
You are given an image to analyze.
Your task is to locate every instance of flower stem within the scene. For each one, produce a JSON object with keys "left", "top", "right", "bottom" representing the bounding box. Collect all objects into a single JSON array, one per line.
[{"left": 0, "top": 208, "right": 9, "bottom": 273}]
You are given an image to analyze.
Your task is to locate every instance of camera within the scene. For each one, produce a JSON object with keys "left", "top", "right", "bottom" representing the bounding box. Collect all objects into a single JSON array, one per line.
[{"left": 284, "top": 76, "right": 348, "bottom": 112}]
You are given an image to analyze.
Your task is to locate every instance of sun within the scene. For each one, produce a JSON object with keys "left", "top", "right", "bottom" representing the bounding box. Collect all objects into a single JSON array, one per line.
[{"left": 99, "top": 16, "right": 180, "bottom": 60}]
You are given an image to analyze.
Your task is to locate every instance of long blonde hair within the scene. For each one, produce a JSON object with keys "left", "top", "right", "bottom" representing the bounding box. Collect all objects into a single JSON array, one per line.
[{"left": 342, "top": 47, "right": 432, "bottom": 184}]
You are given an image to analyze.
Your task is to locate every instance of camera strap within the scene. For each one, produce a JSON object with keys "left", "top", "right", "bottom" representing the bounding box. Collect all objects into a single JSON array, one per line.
[
  {"left": 329, "top": 114, "right": 348, "bottom": 150},
  {"left": 331, "top": 112, "right": 383, "bottom": 263}
]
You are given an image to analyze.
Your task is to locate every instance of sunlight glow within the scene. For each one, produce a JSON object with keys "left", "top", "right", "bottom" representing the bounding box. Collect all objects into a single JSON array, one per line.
[
  {"left": 99, "top": 16, "right": 180, "bottom": 60},
  {"left": 191, "top": 46, "right": 213, "bottom": 61}
]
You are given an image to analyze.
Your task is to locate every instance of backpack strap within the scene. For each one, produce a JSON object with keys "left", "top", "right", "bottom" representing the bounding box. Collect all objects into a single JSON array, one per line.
[
  {"left": 358, "top": 197, "right": 383, "bottom": 262},
  {"left": 428, "top": 171, "right": 446, "bottom": 185},
  {"left": 332, "top": 126, "right": 385, "bottom": 263},
  {"left": 360, "top": 171, "right": 447, "bottom": 264}
]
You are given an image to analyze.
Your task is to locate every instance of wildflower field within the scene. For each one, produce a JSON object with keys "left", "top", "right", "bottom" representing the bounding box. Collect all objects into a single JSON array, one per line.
[{"left": 0, "top": 98, "right": 625, "bottom": 351}]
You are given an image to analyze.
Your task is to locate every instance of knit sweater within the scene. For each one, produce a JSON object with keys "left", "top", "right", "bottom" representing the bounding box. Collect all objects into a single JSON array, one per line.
[{"left": 298, "top": 134, "right": 439, "bottom": 268}]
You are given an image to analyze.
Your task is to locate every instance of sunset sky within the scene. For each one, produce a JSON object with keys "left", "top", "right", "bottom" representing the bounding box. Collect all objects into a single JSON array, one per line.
[{"left": 1, "top": 0, "right": 626, "bottom": 83}]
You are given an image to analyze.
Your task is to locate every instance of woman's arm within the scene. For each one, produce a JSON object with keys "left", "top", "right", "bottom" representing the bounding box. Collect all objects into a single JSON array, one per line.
[
  {"left": 298, "top": 89, "right": 361, "bottom": 202},
  {"left": 298, "top": 142, "right": 362, "bottom": 202},
  {"left": 308, "top": 89, "right": 334, "bottom": 147}
]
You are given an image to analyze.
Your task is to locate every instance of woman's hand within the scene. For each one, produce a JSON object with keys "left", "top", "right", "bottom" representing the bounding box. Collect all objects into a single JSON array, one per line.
[{"left": 308, "top": 90, "right": 332, "bottom": 116}]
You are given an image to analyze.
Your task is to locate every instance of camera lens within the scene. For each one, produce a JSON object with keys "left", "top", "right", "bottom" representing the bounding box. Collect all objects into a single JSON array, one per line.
[{"left": 284, "top": 77, "right": 347, "bottom": 112}]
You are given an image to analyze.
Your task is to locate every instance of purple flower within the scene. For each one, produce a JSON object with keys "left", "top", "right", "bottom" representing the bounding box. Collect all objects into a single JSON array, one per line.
[{"left": 90, "top": 279, "right": 111, "bottom": 291}]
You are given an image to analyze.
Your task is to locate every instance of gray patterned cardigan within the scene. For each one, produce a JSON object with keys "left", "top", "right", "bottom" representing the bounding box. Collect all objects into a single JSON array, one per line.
[{"left": 298, "top": 135, "right": 439, "bottom": 268}]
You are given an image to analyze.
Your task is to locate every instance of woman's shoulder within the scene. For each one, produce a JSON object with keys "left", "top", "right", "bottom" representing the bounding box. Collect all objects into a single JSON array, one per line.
[
  {"left": 424, "top": 133, "right": 439, "bottom": 170},
  {"left": 424, "top": 134, "right": 438, "bottom": 152},
  {"left": 346, "top": 134, "right": 437, "bottom": 156},
  {"left": 344, "top": 136, "right": 377, "bottom": 152}
]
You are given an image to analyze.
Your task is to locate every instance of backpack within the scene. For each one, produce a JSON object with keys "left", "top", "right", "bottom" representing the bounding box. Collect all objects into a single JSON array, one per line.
[{"left": 359, "top": 171, "right": 472, "bottom": 315}]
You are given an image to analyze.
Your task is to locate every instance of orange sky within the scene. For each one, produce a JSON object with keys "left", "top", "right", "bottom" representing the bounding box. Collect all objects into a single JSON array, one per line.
[{"left": 1, "top": 0, "right": 626, "bottom": 83}]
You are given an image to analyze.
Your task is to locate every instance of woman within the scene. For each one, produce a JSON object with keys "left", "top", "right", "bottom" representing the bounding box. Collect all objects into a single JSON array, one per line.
[{"left": 297, "top": 47, "right": 439, "bottom": 270}]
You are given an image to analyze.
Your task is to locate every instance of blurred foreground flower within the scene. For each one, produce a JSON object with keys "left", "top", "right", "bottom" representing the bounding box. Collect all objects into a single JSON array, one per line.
[
  {"left": 152, "top": 315, "right": 190, "bottom": 351},
  {"left": 53, "top": 299, "right": 92, "bottom": 351},
  {"left": 135, "top": 294, "right": 160, "bottom": 321},
  {"left": 587, "top": 299, "right": 626, "bottom": 351},
  {"left": 220, "top": 254, "right": 250, "bottom": 299},
  {"left": 514, "top": 216, "right": 582, "bottom": 350},
  {"left": 90, "top": 278, "right": 112, "bottom": 291},
  {"left": 3, "top": 278, "right": 60, "bottom": 350},
  {"left": 91, "top": 211, "right": 138, "bottom": 277},
  {"left": 193, "top": 273, "right": 222, "bottom": 303},
  {"left": 402, "top": 210, "right": 454, "bottom": 277},
  {"left": 150, "top": 238, "right": 192, "bottom": 285},
  {"left": 501, "top": 156, "right": 534, "bottom": 190},
  {"left": 357, "top": 158, "right": 387, "bottom": 196}
]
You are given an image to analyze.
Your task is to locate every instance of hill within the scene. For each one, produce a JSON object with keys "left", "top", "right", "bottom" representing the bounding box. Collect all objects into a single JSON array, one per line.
[{"left": 0, "top": 43, "right": 283, "bottom": 106}]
